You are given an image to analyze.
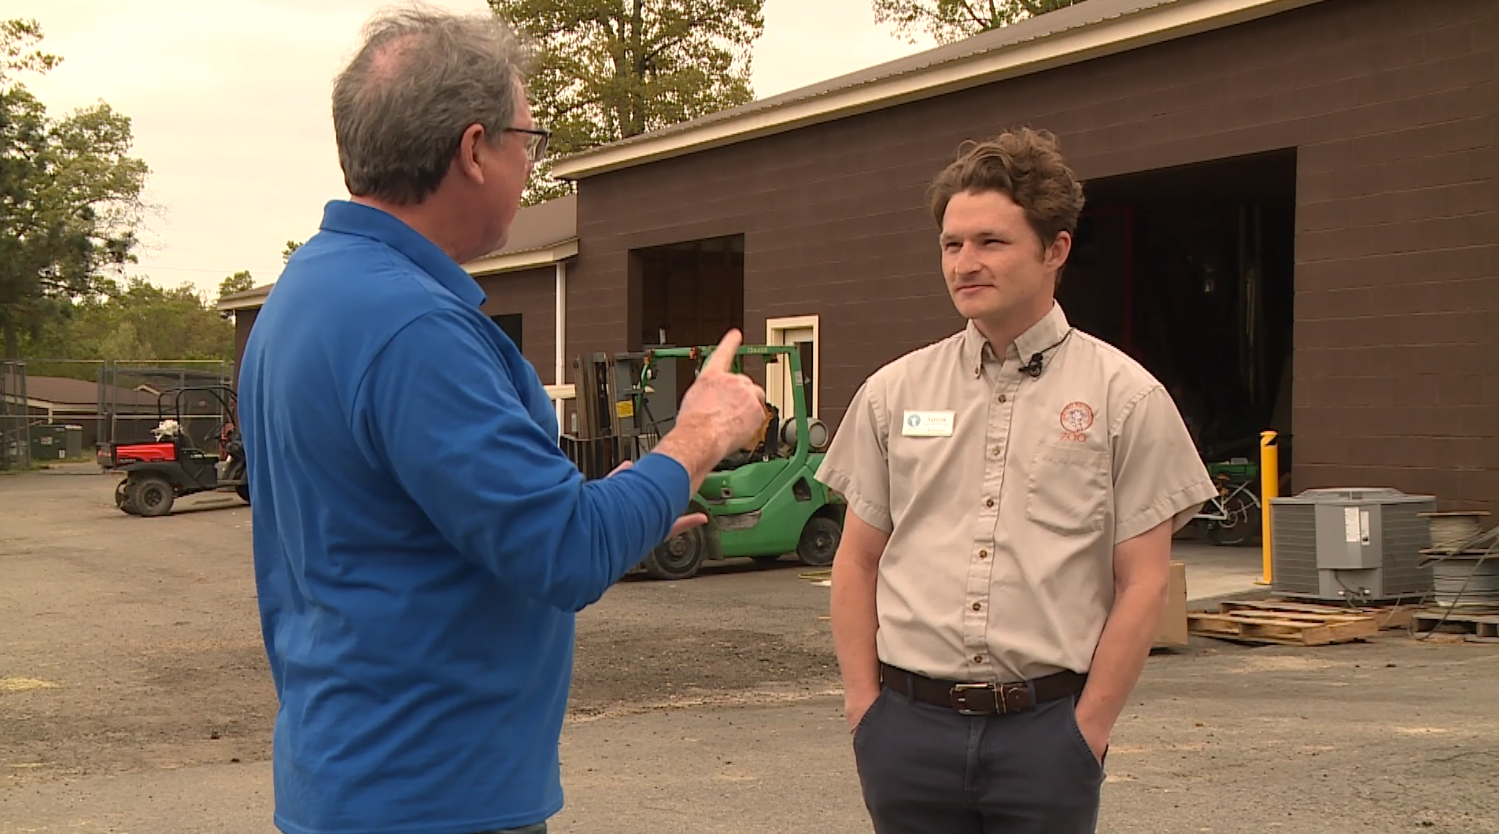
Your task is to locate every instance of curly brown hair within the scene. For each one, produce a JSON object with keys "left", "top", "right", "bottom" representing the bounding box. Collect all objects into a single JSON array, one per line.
[{"left": 927, "top": 127, "right": 1085, "bottom": 249}]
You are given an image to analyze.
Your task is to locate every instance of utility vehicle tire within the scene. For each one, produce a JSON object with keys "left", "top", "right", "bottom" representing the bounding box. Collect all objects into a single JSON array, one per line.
[
  {"left": 235, "top": 483, "right": 250, "bottom": 504},
  {"left": 129, "top": 476, "right": 175, "bottom": 518},
  {"left": 115, "top": 480, "right": 135, "bottom": 514},
  {"left": 641, "top": 525, "right": 708, "bottom": 580},
  {"left": 796, "top": 516, "right": 841, "bottom": 567}
]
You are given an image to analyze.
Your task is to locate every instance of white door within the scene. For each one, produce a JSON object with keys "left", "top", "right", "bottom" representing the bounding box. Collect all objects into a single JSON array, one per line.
[{"left": 766, "top": 316, "right": 818, "bottom": 422}]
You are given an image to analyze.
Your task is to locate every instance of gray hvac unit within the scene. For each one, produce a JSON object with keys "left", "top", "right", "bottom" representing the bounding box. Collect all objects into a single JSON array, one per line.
[{"left": 1269, "top": 488, "right": 1435, "bottom": 603}]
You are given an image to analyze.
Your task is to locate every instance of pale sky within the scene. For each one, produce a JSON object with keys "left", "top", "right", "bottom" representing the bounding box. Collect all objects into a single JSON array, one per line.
[{"left": 9, "top": 0, "right": 936, "bottom": 298}]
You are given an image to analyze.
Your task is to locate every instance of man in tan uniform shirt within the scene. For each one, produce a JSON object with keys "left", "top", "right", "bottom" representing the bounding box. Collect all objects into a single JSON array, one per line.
[{"left": 817, "top": 128, "right": 1215, "bottom": 834}]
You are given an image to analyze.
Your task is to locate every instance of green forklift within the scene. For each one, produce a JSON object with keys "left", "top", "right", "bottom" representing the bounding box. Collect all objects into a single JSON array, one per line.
[{"left": 563, "top": 343, "right": 845, "bottom": 580}]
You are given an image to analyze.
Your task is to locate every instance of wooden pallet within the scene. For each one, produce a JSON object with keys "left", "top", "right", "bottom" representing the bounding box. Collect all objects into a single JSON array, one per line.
[
  {"left": 1188, "top": 602, "right": 1378, "bottom": 646},
  {"left": 1218, "top": 599, "right": 1418, "bottom": 631},
  {"left": 1409, "top": 609, "right": 1499, "bottom": 642}
]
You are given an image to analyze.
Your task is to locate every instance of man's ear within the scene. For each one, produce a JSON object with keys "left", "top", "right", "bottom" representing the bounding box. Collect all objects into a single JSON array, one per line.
[
  {"left": 1045, "top": 230, "right": 1072, "bottom": 272},
  {"left": 453, "top": 123, "right": 488, "bottom": 185}
]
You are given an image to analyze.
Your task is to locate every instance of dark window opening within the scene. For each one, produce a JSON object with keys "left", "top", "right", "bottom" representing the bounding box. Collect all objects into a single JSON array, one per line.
[{"left": 491, "top": 314, "right": 523, "bottom": 352}]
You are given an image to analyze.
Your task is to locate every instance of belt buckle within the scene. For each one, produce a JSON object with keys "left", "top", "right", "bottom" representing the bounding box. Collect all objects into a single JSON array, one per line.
[
  {"left": 950, "top": 682, "right": 997, "bottom": 716},
  {"left": 950, "top": 681, "right": 1030, "bottom": 715}
]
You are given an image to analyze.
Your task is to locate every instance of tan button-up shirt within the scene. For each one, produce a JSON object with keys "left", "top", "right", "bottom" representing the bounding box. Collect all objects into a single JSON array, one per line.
[{"left": 816, "top": 303, "right": 1216, "bottom": 682}]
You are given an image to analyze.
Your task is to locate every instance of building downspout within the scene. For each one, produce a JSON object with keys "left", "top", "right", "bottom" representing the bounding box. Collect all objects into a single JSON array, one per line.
[{"left": 554, "top": 259, "right": 567, "bottom": 430}]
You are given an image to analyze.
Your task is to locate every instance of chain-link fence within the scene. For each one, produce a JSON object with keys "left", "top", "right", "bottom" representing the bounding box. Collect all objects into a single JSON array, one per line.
[
  {"left": 11, "top": 359, "right": 235, "bottom": 461},
  {"left": 1, "top": 360, "right": 31, "bottom": 471},
  {"left": 95, "top": 360, "right": 235, "bottom": 450}
]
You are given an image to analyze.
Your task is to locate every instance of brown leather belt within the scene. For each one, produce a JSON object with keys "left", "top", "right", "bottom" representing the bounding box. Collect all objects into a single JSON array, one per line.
[{"left": 879, "top": 662, "right": 1087, "bottom": 716}]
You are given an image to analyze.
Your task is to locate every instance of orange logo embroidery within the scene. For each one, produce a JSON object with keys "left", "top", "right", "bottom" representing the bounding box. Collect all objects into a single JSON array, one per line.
[{"left": 1059, "top": 402, "right": 1094, "bottom": 443}]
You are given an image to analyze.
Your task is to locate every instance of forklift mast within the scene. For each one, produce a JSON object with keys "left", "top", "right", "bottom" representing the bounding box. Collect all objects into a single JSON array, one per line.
[{"left": 563, "top": 344, "right": 806, "bottom": 478}]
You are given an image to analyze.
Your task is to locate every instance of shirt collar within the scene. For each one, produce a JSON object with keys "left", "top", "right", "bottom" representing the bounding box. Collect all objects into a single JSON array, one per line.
[
  {"left": 962, "top": 302, "right": 1073, "bottom": 378},
  {"left": 317, "top": 200, "right": 486, "bottom": 308}
]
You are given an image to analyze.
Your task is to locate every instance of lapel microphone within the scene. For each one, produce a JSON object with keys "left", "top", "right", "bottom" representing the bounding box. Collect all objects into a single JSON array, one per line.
[{"left": 1018, "top": 329, "right": 1074, "bottom": 379}]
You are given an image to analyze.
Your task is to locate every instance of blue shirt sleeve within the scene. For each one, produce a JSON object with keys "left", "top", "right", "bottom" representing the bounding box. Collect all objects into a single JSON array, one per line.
[{"left": 349, "top": 308, "right": 692, "bottom": 612}]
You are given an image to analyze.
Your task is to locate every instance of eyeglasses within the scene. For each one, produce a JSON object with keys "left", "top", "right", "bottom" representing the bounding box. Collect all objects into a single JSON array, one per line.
[{"left": 505, "top": 127, "right": 550, "bottom": 164}]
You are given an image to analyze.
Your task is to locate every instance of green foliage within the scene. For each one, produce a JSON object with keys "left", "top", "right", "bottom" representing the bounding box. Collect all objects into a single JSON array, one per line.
[
  {"left": 19, "top": 276, "right": 237, "bottom": 377},
  {"left": 488, "top": 0, "right": 766, "bottom": 205},
  {"left": 281, "top": 240, "right": 302, "bottom": 263},
  {"left": 0, "top": 18, "right": 149, "bottom": 358},
  {"left": 218, "top": 270, "right": 254, "bottom": 301},
  {"left": 1, "top": 19, "right": 61, "bottom": 75},
  {"left": 872, "top": 0, "right": 1081, "bottom": 44}
]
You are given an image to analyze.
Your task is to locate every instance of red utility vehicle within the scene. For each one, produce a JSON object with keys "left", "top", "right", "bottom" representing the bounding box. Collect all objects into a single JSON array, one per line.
[{"left": 100, "top": 385, "right": 249, "bottom": 517}]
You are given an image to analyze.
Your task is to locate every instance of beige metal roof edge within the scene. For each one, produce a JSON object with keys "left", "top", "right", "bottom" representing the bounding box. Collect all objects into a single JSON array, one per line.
[
  {"left": 465, "top": 238, "right": 579, "bottom": 277},
  {"left": 212, "top": 240, "right": 580, "bottom": 312},
  {"left": 548, "top": 0, "right": 1319, "bottom": 180},
  {"left": 217, "top": 284, "right": 274, "bottom": 312}
]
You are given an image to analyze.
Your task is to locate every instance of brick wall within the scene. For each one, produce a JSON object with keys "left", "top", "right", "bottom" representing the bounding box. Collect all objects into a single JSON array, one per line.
[
  {"left": 567, "top": 0, "right": 1499, "bottom": 508},
  {"left": 475, "top": 265, "right": 559, "bottom": 383}
]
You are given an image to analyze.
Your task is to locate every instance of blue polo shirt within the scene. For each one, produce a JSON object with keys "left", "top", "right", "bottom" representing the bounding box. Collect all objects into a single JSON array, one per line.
[{"left": 238, "top": 200, "right": 691, "bottom": 834}]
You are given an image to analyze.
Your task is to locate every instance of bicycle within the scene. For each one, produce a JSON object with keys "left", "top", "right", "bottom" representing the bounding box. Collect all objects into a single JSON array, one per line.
[{"left": 1193, "top": 458, "right": 1263, "bottom": 546}]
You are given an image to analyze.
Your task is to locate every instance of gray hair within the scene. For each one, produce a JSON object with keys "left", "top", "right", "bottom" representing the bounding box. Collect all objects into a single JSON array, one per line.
[{"left": 332, "top": 4, "right": 532, "bottom": 205}]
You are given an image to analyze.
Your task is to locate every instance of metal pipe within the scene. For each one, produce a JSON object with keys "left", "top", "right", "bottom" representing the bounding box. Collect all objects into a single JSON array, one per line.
[{"left": 554, "top": 260, "right": 567, "bottom": 431}]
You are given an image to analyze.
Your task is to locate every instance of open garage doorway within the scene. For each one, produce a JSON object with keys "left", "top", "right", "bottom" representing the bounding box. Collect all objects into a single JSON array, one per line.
[
  {"left": 630, "top": 235, "right": 746, "bottom": 405},
  {"left": 1061, "top": 149, "right": 1297, "bottom": 481}
]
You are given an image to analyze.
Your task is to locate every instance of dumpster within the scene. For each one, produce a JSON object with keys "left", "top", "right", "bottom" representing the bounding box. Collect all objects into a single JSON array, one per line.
[
  {"left": 29, "top": 424, "right": 68, "bottom": 461},
  {"left": 28, "top": 424, "right": 85, "bottom": 462},
  {"left": 60, "top": 424, "right": 84, "bottom": 459}
]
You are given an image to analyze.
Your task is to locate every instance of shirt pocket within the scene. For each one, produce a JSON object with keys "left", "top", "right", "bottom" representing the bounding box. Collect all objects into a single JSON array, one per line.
[
  {"left": 886, "top": 433, "right": 956, "bottom": 517},
  {"left": 1023, "top": 442, "right": 1111, "bottom": 536}
]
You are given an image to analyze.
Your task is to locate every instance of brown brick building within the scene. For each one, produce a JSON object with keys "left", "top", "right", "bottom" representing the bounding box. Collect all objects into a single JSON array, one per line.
[{"left": 223, "top": 0, "right": 1499, "bottom": 510}]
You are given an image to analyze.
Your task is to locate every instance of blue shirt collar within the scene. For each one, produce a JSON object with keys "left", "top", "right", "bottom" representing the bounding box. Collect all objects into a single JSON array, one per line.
[{"left": 318, "top": 200, "right": 486, "bottom": 308}]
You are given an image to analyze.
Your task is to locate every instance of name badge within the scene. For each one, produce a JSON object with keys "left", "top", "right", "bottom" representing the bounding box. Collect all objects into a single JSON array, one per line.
[{"left": 902, "top": 410, "right": 954, "bottom": 437}]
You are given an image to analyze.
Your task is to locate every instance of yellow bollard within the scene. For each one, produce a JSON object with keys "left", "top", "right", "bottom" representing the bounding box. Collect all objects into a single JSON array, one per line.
[{"left": 1258, "top": 430, "right": 1279, "bottom": 586}]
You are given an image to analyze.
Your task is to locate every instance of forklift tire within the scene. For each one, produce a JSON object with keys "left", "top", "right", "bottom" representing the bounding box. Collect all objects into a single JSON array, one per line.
[
  {"left": 796, "top": 516, "right": 841, "bottom": 567},
  {"left": 641, "top": 526, "right": 709, "bottom": 580},
  {"left": 129, "top": 476, "right": 176, "bottom": 518}
]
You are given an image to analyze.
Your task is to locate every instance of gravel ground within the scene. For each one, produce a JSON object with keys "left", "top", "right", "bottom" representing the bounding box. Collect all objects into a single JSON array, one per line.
[{"left": 3, "top": 465, "right": 1497, "bottom": 834}]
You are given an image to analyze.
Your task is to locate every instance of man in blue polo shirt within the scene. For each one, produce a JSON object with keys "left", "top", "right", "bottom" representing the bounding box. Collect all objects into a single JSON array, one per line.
[{"left": 237, "top": 8, "right": 769, "bottom": 834}]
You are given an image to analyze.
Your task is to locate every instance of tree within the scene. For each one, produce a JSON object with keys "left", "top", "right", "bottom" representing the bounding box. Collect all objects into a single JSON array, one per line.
[
  {"left": 219, "top": 270, "right": 254, "bottom": 301},
  {"left": 21, "top": 276, "right": 236, "bottom": 370},
  {"left": 282, "top": 239, "right": 302, "bottom": 263},
  {"left": 488, "top": 0, "right": 766, "bottom": 205},
  {"left": 872, "top": 0, "right": 1082, "bottom": 44},
  {"left": 0, "top": 19, "right": 149, "bottom": 358},
  {"left": 1, "top": 19, "right": 60, "bottom": 75}
]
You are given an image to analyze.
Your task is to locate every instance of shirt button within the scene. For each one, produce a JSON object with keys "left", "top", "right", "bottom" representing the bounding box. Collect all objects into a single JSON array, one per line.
[
  {"left": 998, "top": 394, "right": 1007, "bottom": 403},
  {"left": 978, "top": 549, "right": 988, "bottom": 559},
  {"left": 984, "top": 497, "right": 995, "bottom": 508},
  {"left": 973, "top": 654, "right": 985, "bottom": 663},
  {"left": 992, "top": 445, "right": 1001, "bottom": 456},
  {"left": 972, "top": 602, "right": 982, "bottom": 611}
]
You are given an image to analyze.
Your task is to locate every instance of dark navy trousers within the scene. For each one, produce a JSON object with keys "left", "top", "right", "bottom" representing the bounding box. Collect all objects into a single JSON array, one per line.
[{"left": 852, "top": 686, "right": 1105, "bottom": 833}]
